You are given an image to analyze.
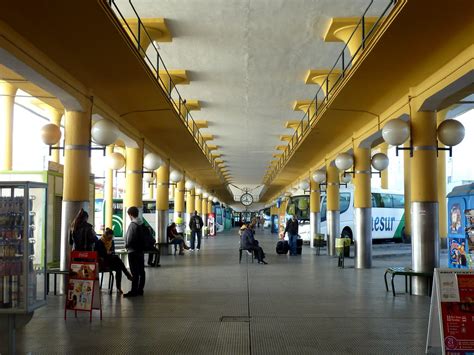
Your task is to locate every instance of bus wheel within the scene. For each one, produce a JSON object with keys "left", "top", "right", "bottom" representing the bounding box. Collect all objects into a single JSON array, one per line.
[{"left": 341, "top": 228, "right": 353, "bottom": 243}]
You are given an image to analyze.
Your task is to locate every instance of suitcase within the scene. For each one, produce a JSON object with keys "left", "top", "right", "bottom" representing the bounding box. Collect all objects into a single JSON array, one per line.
[
  {"left": 276, "top": 240, "right": 289, "bottom": 255},
  {"left": 296, "top": 239, "right": 303, "bottom": 255}
]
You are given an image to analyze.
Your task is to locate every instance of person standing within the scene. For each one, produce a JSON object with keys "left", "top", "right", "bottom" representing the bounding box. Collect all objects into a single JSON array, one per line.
[
  {"left": 189, "top": 210, "right": 204, "bottom": 251},
  {"left": 69, "top": 208, "right": 97, "bottom": 251},
  {"left": 124, "top": 206, "right": 146, "bottom": 297},
  {"left": 285, "top": 215, "right": 299, "bottom": 256}
]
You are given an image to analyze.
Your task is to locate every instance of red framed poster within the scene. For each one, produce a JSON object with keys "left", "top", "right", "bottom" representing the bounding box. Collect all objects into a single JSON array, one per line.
[
  {"left": 427, "top": 269, "right": 474, "bottom": 354},
  {"left": 64, "top": 251, "right": 102, "bottom": 322}
]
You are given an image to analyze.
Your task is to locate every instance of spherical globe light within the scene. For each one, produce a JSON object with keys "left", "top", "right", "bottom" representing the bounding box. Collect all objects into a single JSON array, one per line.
[
  {"left": 169, "top": 170, "right": 183, "bottom": 183},
  {"left": 335, "top": 153, "right": 354, "bottom": 171},
  {"left": 371, "top": 153, "right": 389, "bottom": 171},
  {"left": 185, "top": 180, "right": 195, "bottom": 190},
  {"left": 203, "top": 192, "right": 209, "bottom": 199},
  {"left": 382, "top": 119, "right": 410, "bottom": 146},
  {"left": 106, "top": 152, "right": 125, "bottom": 170},
  {"left": 143, "top": 173, "right": 155, "bottom": 183},
  {"left": 195, "top": 186, "right": 202, "bottom": 194},
  {"left": 212, "top": 197, "right": 218, "bottom": 203},
  {"left": 40, "top": 123, "right": 62, "bottom": 145},
  {"left": 312, "top": 170, "right": 326, "bottom": 184},
  {"left": 91, "top": 119, "right": 118, "bottom": 146},
  {"left": 143, "top": 153, "right": 163, "bottom": 171},
  {"left": 437, "top": 119, "right": 465, "bottom": 146},
  {"left": 208, "top": 195, "right": 214, "bottom": 201},
  {"left": 298, "top": 180, "right": 310, "bottom": 191},
  {"left": 340, "top": 173, "right": 352, "bottom": 184}
]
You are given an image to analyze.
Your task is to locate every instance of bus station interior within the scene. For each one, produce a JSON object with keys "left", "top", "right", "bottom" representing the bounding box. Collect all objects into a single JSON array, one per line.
[{"left": 0, "top": 0, "right": 473, "bottom": 353}]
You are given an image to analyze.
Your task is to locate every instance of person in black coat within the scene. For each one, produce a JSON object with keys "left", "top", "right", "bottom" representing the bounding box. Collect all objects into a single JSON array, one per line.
[
  {"left": 69, "top": 208, "right": 97, "bottom": 251},
  {"left": 240, "top": 225, "right": 267, "bottom": 264},
  {"left": 96, "top": 228, "right": 133, "bottom": 295}
]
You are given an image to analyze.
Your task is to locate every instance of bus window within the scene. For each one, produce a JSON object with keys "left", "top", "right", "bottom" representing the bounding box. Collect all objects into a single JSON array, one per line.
[
  {"left": 340, "top": 193, "right": 351, "bottom": 213},
  {"left": 371, "top": 194, "right": 377, "bottom": 208},
  {"left": 380, "top": 193, "right": 393, "bottom": 208},
  {"left": 113, "top": 201, "right": 123, "bottom": 215},
  {"left": 143, "top": 201, "right": 156, "bottom": 213},
  {"left": 392, "top": 194, "right": 404, "bottom": 208},
  {"left": 372, "top": 193, "right": 382, "bottom": 207}
]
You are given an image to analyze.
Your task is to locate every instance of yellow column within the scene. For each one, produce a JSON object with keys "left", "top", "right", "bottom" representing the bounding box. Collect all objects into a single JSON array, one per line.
[
  {"left": 174, "top": 179, "right": 185, "bottom": 215},
  {"left": 125, "top": 147, "right": 143, "bottom": 210},
  {"left": 310, "top": 178, "right": 321, "bottom": 248},
  {"left": 195, "top": 191, "right": 202, "bottom": 215},
  {"left": 410, "top": 110, "right": 438, "bottom": 295},
  {"left": 380, "top": 143, "right": 389, "bottom": 189},
  {"left": 437, "top": 110, "right": 448, "bottom": 242},
  {"left": 0, "top": 81, "right": 17, "bottom": 170},
  {"left": 326, "top": 164, "right": 340, "bottom": 256},
  {"left": 202, "top": 197, "right": 208, "bottom": 216},
  {"left": 403, "top": 142, "right": 411, "bottom": 239},
  {"left": 149, "top": 185, "right": 154, "bottom": 199},
  {"left": 156, "top": 161, "right": 170, "bottom": 245},
  {"left": 105, "top": 145, "right": 114, "bottom": 231},
  {"left": 207, "top": 199, "right": 212, "bottom": 214},
  {"left": 353, "top": 146, "right": 372, "bottom": 268},
  {"left": 60, "top": 110, "right": 92, "bottom": 281},
  {"left": 186, "top": 188, "right": 195, "bottom": 215}
]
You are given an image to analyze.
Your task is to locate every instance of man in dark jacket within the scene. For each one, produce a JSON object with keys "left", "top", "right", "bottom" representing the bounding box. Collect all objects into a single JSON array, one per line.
[
  {"left": 240, "top": 225, "right": 267, "bottom": 264},
  {"left": 189, "top": 210, "right": 204, "bottom": 251},
  {"left": 124, "top": 206, "right": 145, "bottom": 297},
  {"left": 285, "top": 215, "right": 299, "bottom": 256}
]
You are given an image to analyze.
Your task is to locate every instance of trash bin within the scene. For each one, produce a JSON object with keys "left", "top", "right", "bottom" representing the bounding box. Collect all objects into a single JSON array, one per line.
[
  {"left": 335, "top": 237, "right": 351, "bottom": 258},
  {"left": 313, "top": 234, "right": 325, "bottom": 248}
]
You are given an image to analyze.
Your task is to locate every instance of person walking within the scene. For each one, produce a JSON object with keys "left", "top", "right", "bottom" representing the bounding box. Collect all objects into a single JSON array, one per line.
[
  {"left": 285, "top": 215, "right": 299, "bottom": 256},
  {"left": 189, "top": 210, "right": 204, "bottom": 251},
  {"left": 124, "top": 206, "right": 146, "bottom": 297}
]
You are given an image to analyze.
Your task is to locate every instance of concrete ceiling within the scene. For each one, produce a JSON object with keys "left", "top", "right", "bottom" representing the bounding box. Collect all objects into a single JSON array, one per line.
[{"left": 116, "top": 0, "right": 389, "bottom": 187}]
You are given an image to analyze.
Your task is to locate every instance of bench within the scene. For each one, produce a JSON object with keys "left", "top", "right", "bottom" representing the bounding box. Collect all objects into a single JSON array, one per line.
[
  {"left": 46, "top": 268, "right": 69, "bottom": 295},
  {"left": 384, "top": 267, "right": 433, "bottom": 296},
  {"left": 239, "top": 248, "right": 255, "bottom": 263}
]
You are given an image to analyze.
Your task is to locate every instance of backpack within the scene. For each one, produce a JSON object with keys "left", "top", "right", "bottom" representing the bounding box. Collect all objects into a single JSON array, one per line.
[{"left": 140, "top": 224, "right": 156, "bottom": 251}]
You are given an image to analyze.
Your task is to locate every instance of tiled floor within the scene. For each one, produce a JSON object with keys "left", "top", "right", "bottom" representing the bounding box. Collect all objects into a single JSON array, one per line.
[{"left": 1, "top": 229, "right": 431, "bottom": 354}]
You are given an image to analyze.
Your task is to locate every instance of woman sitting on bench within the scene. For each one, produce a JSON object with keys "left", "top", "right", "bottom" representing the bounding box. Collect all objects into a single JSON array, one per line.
[
  {"left": 96, "top": 228, "right": 133, "bottom": 295},
  {"left": 167, "top": 223, "right": 190, "bottom": 255}
]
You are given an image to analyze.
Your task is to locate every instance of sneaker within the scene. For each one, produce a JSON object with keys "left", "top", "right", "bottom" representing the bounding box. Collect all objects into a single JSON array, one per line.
[
  {"left": 258, "top": 261, "right": 268, "bottom": 265},
  {"left": 190, "top": 249, "right": 194, "bottom": 252},
  {"left": 196, "top": 249, "right": 200, "bottom": 252}
]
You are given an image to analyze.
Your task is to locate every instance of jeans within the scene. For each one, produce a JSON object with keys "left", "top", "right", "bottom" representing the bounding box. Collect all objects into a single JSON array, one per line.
[
  {"left": 191, "top": 230, "right": 202, "bottom": 249},
  {"left": 128, "top": 251, "right": 145, "bottom": 294},
  {"left": 288, "top": 234, "right": 298, "bottom": 255}
]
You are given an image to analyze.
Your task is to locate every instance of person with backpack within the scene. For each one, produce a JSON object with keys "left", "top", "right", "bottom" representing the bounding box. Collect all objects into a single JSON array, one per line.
[
  {"left": 69, "top": 208, "right": 97, "bottom": 251},
  {"left": 285, "top": 215, "right": 299, "bottom": 256},
  {"left": 189, "top": 210, "right": 204, "bottom": 251},
  {"left": 124, "top": 206, "right": 146, "bottom": 297}
]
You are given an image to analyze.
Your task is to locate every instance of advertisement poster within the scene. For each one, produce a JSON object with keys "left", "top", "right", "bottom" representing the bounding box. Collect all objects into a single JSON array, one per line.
[
  {"left": 450, "top": 238, "right": 469, "bottom": 269},
  {"left": 208, "top": 213, "right": 215, "bottom": 236},
  {"left": 450, "top": 204, "right": 463, "bottom": 234},
  {"left": 66, "top": 279, "right": 94, "bottom": 311},
  {"left": 441, "top": 273, "right": 474, "bottom": 353}
]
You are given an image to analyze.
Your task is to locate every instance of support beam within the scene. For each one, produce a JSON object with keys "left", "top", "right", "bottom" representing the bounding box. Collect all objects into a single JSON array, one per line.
[
  {"left": 156, "top": 161, "right": 170, "bottom": 252},
  {"left": 123, "top": 18, "right": 172, "bottom": 57},
  {"left": 304, "top": 69, "right": 343, "bottom": 97},
  {"left": 0, "top": 81, "right": 17, "bottom": 170},
  {"left": 309, "top": 178, "right": 321, "bottom": 248},
  {"left": 326, "top": 164, "right": 340, "bottom": 256}
]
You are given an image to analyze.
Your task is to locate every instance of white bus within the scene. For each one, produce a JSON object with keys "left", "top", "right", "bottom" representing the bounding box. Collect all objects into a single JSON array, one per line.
[{"left": 286, "top": 188, "right": 406, "bottom": 243}]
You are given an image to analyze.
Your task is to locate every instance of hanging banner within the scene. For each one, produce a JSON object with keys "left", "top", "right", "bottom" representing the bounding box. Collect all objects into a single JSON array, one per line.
[{"left": 426, "top": 268, "right": 474, "bottom": 354}]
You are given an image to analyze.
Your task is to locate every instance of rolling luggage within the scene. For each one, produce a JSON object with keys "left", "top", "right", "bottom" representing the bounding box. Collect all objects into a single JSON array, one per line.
[
  {"left": 296, "top": 238, "right": 303, "bottom": 255},
  {"left": 276, "top": 240, "right": 289, "bottom": 255}
]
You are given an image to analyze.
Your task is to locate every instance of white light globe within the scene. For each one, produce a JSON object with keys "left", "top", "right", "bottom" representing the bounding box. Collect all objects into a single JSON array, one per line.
[
  {"left": 195, "top": 186, "right": 202, "bottom": 195},
  {"left": 312, "top": 170, "right": 326, "bottom": 184},
  {"left": 371, "top": 153, "right": 389, "bottom": 171},
  {"left": 143, "top": 173, "right": 155, "bottom": 183},
  {"left": 382, "top": 119, "right": 410, "bottom": 146},
  {"left": 91, "top": 119, "right": 118, "bottom": 146},
  {"left": 169, "top": 170, "right": 183, "bottom": 183},
  {"left": 41, "top": 123, "right": 62, "bottom": 145},
  {"left": 341, "top": 173, "right": 352, "bottom": 184},
  {"left": 203, "top": 192, "right": 209, "bottom": 199},
  {"left": 298, "top": 180, "right": 310, "bottom": 191},
  {"left": 106, "top": 152, "right": 125, "bottom": 170},
  {"left": 185, "top": 180, "right": 195, "bottom": 190},
  {"left": 437, "top": 119, "right": 465, "bottom": 146},
  {"left": 212, "top": 197, "right": 218, "bottom": 203},
  {"left": 208, "top": 195, "right": 214, "bottom": 201},
  {"left": 335, "top": 153, "right": 354, "bottom": 171},
  {"left": 143, "top": 153, "right": 163, "bottom": 171}
]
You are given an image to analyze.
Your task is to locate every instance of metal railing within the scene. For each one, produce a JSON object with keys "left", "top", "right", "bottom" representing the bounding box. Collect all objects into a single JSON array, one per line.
[
  {"left": 107, "top": 0, "right": 221, "bottom": 180},
  {"left": 264, "top": 0, "right": 397, "bottom": 185}
]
